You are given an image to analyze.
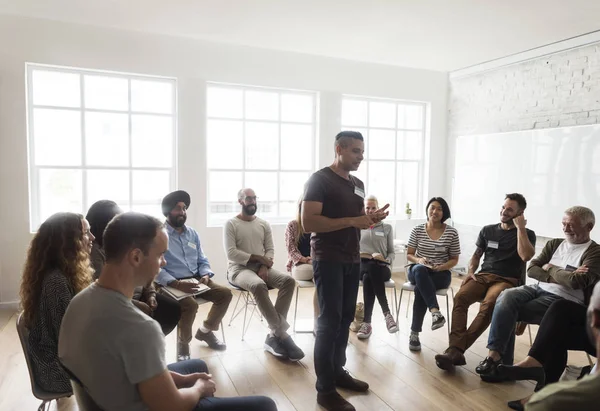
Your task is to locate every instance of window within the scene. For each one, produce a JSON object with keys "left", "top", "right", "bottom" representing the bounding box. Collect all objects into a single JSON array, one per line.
[
  {"left": 341, "top": 96, "right": 427, "bottom": 218},
  {"left": 206, "top": 83, "right": 317, "bottom": 225},
  {"left": 27, "top": 64, "right": 176, "bottom": 230}
]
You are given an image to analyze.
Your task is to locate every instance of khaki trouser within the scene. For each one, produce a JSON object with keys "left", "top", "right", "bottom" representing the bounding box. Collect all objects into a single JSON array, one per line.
[
  {"left": 449, "top": 272, "right": 519, "bottom": 352},
  {"left": 229, "top": 264, "right": 295, "bottom": 337}
]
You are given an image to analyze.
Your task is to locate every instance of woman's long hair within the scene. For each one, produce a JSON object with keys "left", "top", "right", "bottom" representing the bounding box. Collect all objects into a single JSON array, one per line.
[
  {"left": 294, "top": 199, "right": 305, "bottom": 246},
  {"left": 20, "top": 212, "right": 93, "bottom": 326},
  {"left": 86, "top": 200, "right": 122, "bottom": 247}
]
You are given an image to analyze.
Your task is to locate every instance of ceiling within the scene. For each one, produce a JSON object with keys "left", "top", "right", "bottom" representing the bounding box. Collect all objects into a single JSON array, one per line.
[{"left": 1, "top": 0, "right": 599, "bottom": 72}]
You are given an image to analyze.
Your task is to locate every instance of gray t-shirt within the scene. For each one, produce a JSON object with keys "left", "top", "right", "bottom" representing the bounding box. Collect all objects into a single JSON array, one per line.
[{"left": 58, "top": 283, "right": 166, "bottom": 411}]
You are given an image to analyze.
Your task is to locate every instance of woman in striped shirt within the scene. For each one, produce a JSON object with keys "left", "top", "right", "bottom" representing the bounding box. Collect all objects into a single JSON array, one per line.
[{"left": 406, "top": 197, "right": 460, "bottom": 351}]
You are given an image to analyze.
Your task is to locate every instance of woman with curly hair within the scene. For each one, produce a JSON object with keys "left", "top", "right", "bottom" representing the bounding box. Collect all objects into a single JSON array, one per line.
[{"left": 20, "top": 212, "right": 94, "bottom": 393}]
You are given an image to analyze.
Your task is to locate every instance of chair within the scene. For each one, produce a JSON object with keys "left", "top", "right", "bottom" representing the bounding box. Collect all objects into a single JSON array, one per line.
[
  {"left": 292, "top": 280, "right": 316, "bottom": 333},
  {"left": 61, "top": 365, "right": 104, "bottom": 411},
  {"left": 15, "top": 313, "right": 72, "bottom": 411},
  {"left": 359, "top": 279, "right": 399, "bottom": 322},
  {"left": 227, "top": 282, "right": 263, "bottom": 341},
  {"left": 396, "top": 281, "right": 455, "bottom": 338}
]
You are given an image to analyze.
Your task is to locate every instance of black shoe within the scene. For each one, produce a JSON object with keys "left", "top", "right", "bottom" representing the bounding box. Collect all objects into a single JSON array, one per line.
[
  {"left": 497, "top": 364, "right": 545, "bottom": 387},
  {"left": 280, "top": 336, "right": 305, "bottom": 361},
  {"left": 264, "top": 335, "right": 288, "bottom": 358},
  {"left": 480, "top": 368, "right": 515, "bottom": 383},
  {"left": 335, "top": 369, "right": 369, "bottom": 392},
  {"left": 317, "top": 391, "right": 355, "bottom": 411},
  {"left": 431, "top": 312, "right": 446, "bottom": 331},
  {"left": 507, "top": 399, "right": 525, "bottom": 411},
  {"left": 476, "top": 356, "right": 502, "bottom": 375},
  {"left": 195, "top": 329, "right": 227, "bottom": 350}
]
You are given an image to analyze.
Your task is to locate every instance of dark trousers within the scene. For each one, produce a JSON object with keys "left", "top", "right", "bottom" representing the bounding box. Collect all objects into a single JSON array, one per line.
[
  {"left": 153, "top": 293, "right": 182, "bottom": 336},
  {"left": 407, "top": 264, "right": 451, "bottom": 332},
  {"left": 361, "top": 261, "right": 392, "bottom": 323},
  {"left": 529, "top": 299, "right": 596, "bottom": 384},
  {"left": 313, "top": 260, "right": 360, "bottom": 393},
  {"left": 167, "top": 359, "right": 277, "bottom": 410}
]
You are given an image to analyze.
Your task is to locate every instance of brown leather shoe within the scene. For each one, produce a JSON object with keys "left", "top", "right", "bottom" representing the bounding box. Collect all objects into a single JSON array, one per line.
[{"left": 435, "top": 347, "right": 466, "bottom": 371}]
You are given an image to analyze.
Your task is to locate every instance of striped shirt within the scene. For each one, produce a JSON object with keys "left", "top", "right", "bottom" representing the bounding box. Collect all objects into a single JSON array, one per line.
[{"left": 408, "top": 223, "right": 461, "bottom": 265}]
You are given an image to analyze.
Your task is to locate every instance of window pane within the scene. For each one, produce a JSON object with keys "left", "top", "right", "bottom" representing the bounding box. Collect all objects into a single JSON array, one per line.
[
  {"left": 131, "top": 80, "right": 173, "bottom": 114},
  {"left": 245, "top": 172, "right": 278, "bottom": 217},
  {"left": 280, "top": 172, "right": 310, "bottom": 201},
  {"left": 209, "top": 171, "right": 242, "bottom": 202},
  {"left": 84, "top": 75, "right": 128, "bottom": 111},
  {"left": 341, "top": 99, "right": 367, "bottom": 127},
  {"left": 396, "top": 162, "right": 419, "bottom": 215},
  {"left": 398, "top": 104, "right": 424, "bottom": 130},
  {"left": 397, "top": 131, "right": 423, "bottom": 160},
  {"left": 39, "top": 169, "right": 82, "bottom": 224},
  {"left": 351, "top": 160, "right": 367, "bottom": 188},
  {"left": 207, "top": 87, "right": 243, "bottom": 119},
  {"left": 86, "top": 170, "right": 130, "bottom": 207},
  {"left": 85, "top": 112, "right": 129, "bottom": 166},
  {"left": 131, "top": 204, "right": 165, "bottom": 220},
  {"left": 207, "top": 120, "right": 243, "bottom": 169},
  {"left": 245, "top": 90, "right": 279, "bottom": 121},
  {"left": 32, "top": 70, "right": 80, "bottom": 108},
  {"left": 369, "top": 101, "right": 396, "bottom": 128},
  {"left": 367, "top": 161, "right": 395, "bottom": 210},
  {"left": 33, "top": 108, "right": 81, "bottom": 166},
  {"left": 281, "top": 93, "right": 313, "bottom": 123},
  {"left": 367, "top": 129, "right": 395, "bottom": 160},
  {"left": 132, "top": 170, "right": 170, "bottom": 203},
  {"left": 131, "top": 115, "right": 173, "bottom": 167},
  {"left": 281, "top": 124, "right": 312, "bottom": 170},
  {"left": 245, "top": 122, "right": 279, "bottom": 170}
]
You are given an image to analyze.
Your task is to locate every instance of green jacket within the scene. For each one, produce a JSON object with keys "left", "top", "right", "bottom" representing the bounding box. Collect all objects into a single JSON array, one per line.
[{"left": 527, "top": 238, "right": 600, "bottom": 305}]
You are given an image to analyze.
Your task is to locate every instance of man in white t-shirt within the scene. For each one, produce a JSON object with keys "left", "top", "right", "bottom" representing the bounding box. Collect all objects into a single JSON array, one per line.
[{"left": 477, "top": 206, "right": 600, "bottom": 381}]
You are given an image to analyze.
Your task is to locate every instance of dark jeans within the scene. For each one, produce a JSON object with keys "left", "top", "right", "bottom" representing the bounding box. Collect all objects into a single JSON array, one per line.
[
  {"left": 361, "top": 261, "right": 392, "bottom": 323},
  {"left": 407, "top": 264, "right": 451, "bottom": 332},
  {"left": 154, "top": 293, "right": 182, "bottom": 336},
  {"left": 313, "top": 260, "right": 360, "bottom": 393},
  {"left": 529, "top": 299, "right": 596, "bottom": 384},
  {"left": 167, "top": 359, "right": 277, "bottom": 410},
  {"left": 486, "top": 284, "right": 562, "bottom": 365}
]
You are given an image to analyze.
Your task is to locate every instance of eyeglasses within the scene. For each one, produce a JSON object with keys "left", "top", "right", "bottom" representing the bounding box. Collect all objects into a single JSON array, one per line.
[{"left": 244, "top": 196, "right": 258, "bottom": 202}]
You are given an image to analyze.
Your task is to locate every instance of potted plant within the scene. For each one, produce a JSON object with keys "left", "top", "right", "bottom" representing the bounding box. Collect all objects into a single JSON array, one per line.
[{"left": 405, "top": 202, "right": 412, "bottom": 219}]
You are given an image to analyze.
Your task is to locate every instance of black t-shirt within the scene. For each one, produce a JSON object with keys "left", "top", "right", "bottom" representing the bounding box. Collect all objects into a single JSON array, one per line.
[
  {"left": 303, "top": 167, "right": 365, "bottom": 263},
  {"left": 477, "top": 223, "right": 536, "bottom": 279}
]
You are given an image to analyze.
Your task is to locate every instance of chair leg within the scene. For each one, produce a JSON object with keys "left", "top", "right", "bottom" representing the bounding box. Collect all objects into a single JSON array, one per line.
[
  {"left": 393, "top": 288, "right": 398, "bottom": 323},
  {"left": 241, "top": 292, "right": 249, "bottom": 341},
  {"left": 38, "top": 400, "right": 48, "bottom": 411},
  {"left": 220, "top": 320, "right": 226, "bottom": 345},
  {"left": 293, "top": 285, "right": 300, "bottom": 333},
  {"left": 396, "top": 288, "right": 404, "bottom": 320},
  {"left": 446, "top": 295, "right": 451, "bottom": 340},
  {"left": 406, "top": 291, "right": 411, "bottom": 318},
  {"left": 228, "top": 291, "right": 244, "bottom": 326},
  {"left": 586, "top": 353, "right": 594, "bottom": 367},
  {"left": 528, "top": 324, "right": 533, "bottom": 346}
]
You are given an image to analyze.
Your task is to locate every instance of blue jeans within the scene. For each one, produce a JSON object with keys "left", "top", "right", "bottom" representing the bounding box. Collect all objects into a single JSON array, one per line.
[
  {"left": 407, "top": 264, "right": 451, "bottom": 332},
  {"left": 486, "top": 284, "right": 562, "bottom": 365},
  {"left": 167, "top": 360, "right": 277, "bottom": 410},
  {"left": 313, "top": 260, "right": 360, "bottom": 393}
]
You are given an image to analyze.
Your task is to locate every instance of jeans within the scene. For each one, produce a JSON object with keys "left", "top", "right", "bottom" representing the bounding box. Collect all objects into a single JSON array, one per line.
[
  {"left": 407, "top": 264, "right": 451, "bottom": 332},
  {"left": 528, "top": 299, "right": 596, "bottom": 384},
  {"left": 313, "top": 260, "right": 360, "bottom": 393},
  {"left": 361, "top": 261, "right": 392, "bottom": 323},
  {"left": 486, "top": 284, "right": 562, "bottom": 365},
  {"left": 167, "top": 359, "right": 277, "bottom": 410}
]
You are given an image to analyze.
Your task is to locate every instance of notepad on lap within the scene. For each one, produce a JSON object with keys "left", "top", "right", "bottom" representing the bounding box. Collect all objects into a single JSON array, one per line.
[{"left": 161, "top": 279, "right": 209, "bottom": 301}]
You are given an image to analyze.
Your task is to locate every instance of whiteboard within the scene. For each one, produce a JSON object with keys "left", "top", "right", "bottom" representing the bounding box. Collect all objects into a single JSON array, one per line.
[{"left": 452, "top": 124, "right": 600, "bottom": 239}]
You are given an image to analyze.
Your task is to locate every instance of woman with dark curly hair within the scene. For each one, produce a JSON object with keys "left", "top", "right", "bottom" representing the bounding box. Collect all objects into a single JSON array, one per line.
[{"left": 20, "top": 212, "right": 94, "bottom": 393}]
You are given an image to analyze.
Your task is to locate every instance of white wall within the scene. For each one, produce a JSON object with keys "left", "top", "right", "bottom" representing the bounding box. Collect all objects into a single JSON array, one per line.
[{"left": 0, "top": 14, "right": 448, "bottom": 304}]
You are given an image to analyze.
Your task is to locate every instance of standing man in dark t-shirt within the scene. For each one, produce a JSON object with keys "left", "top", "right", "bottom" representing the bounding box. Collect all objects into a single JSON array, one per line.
[
  {"left": 435, "top": 193, "right": 536, "bottom": 372},
  {"left": 302, "top": 131, "right": 389, "bottom": 411}
]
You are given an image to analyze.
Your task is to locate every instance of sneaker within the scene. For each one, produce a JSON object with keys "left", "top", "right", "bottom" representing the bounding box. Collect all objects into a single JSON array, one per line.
[
  {"left": 264, "top": 334, "right": 288, "bottom": 358},
  {"left": 431, "top": 312, "right": 446, "bottom": 331},
  {"left": 177, "top": 343, "right": 191, "bottom": 362},
  {"left": 195, "top": 329, "right": 227, "bottom": 351},
  {"left": 317, "top": 391, "right": 355, "bottom": 411},
  {"left": 384, "top": 312, "right": 398, "bottom": 333},
  {"left": 357, "top": 323, "right": 372, "bottom": 340},
  {"left": 335, "top": 369, "right": 369, "bottom": 392},
  {"left": 409, "top": 333, "right": 421, "bottom": 351},
  {"left": 280, "top": 336, "right": 305, "bottom": 361},
  {"left": 476, "top": 356, "right": 502, "bottom": 375}
]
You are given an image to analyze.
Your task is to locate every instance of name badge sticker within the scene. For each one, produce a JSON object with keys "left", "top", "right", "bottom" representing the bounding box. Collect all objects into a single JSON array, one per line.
[
  {"left": 434, "top": 246, "right": 446, "bottom": 252},
  {"left": 188, "top": 241, "right": 197, "bottom": 250},
  {"left": 354, "top": 186, "right": 365, "bottom": 198},
  {"left": 375, "top": 231, "right": 385, "bottom": 237},
  {"left": 565, "top": 265, "right": 577, "bottom": 272},
  {"left": 487, "top": 241, "right": 499, "bottom": 249}
]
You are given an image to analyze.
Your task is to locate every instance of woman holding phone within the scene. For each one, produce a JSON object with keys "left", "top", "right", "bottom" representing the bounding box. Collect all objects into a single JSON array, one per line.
[{"left": 406, "top": 197, "right": 460, "bottom": 351}]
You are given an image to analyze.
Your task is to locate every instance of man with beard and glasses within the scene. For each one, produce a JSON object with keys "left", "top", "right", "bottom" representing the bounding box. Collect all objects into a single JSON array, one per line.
[
  {"left": 302, "top": 131, "right": 389, "bottom": 411},
  {"left": 156, "top": 190, "right": 232, "bottom": 361},
  {"left": 224, "top": 188, "right": 303, "bottom": 361}
]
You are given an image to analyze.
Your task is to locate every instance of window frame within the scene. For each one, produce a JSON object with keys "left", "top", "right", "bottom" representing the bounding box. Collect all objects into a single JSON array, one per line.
[
  {"left": 341, "top": 95, "right": 428, "bottom": 219},
  {"left": 205, "top": 82, "right": 318, "bottom": 226},
  {"left": 26, "top": 63, "right": 178, "bottom": 231}
]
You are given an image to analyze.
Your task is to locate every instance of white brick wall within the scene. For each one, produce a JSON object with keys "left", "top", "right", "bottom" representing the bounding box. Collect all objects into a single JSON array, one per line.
[{"left": 449, "top": 43, "right": 600, "bottom": 136}]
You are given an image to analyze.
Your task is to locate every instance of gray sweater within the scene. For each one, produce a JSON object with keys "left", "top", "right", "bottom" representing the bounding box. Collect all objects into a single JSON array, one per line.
[{"left": 360, "top": 222, "right": 395, "bottom": 265}]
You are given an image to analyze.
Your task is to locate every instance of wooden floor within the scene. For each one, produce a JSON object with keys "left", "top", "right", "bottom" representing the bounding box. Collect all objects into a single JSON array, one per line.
[{"left": 0, "top": 272, "right": 593, "bottom": 411}]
